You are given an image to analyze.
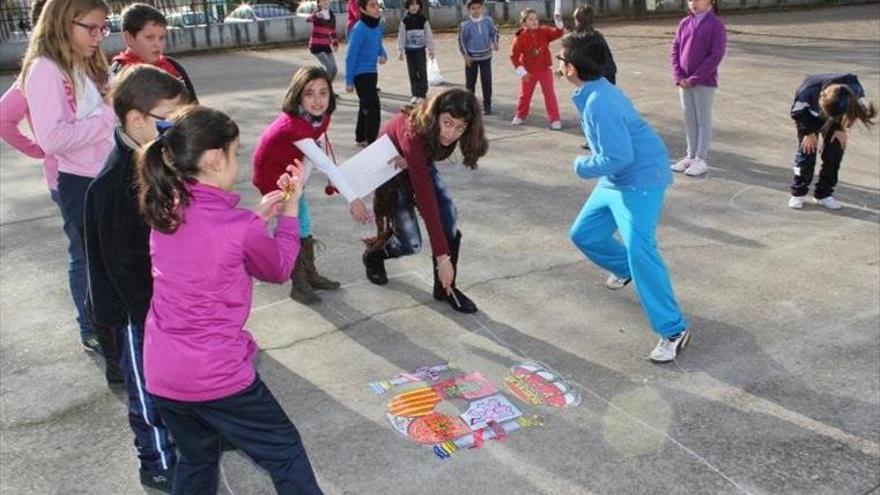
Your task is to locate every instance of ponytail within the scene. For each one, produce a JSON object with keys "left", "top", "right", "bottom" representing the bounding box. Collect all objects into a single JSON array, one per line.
[
  {"left": 137, "top": 105, "right": 240, "bottom": 233},
  {"left": 848, "top": 97, "right": 876, "bottom": 129},
  {"left": 821, "top": 84, "right": 877, "bottom": 131},
  {"left": 137, "top": 136, "right": 192, "bottom": 233}
]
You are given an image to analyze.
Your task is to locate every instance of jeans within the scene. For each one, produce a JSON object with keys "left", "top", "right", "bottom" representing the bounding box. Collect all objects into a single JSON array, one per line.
[
  {"left": 312, "top": 51, "right": 337, "bottom": 83},
  {"left": 569, "top": 186, "right": 687, "bottom": 338},
  {"left": 56, "top": 172, "right": 94, "bottom": 340},
  {"left": 384, "top": 166, "right": 457, "bottom": 258}
]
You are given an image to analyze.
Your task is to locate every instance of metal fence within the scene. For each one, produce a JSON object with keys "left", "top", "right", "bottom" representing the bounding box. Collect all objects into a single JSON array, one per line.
[{"left": 0, "top": 0, "right": 348, "bottom": 41}]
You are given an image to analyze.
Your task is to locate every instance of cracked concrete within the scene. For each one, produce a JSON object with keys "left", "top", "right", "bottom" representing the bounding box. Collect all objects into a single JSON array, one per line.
[{"left": 1, "top": 4, "right": 879, "bottom": 495}]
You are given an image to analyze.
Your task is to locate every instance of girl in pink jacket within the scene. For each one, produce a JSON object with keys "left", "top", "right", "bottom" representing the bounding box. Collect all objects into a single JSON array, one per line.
[
  {"left": 138, "top": 106, "right": 323, "bottom": 494},
  {"left": 20, "top": 0, "right": 116, "bottom": 352}
]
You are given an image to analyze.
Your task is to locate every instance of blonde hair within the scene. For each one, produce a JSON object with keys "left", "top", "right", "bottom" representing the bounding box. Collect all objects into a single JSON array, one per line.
[
  {"left": 21, "top": 0, "right": 110, "bottom": 97},
  {"left": 519, "top": 8, "right": 537, "bottom": 25}
]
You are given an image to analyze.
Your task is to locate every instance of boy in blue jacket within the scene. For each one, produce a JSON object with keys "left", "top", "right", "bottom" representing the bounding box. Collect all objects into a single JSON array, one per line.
[
  {"left": 458, "top": 0, "right": 498, "bottom": 115},
  {"left": 559, "top": 33, "right": 691, "bottom": 363},
  {"left": 346, "top": 0, "right": 388, "bottom": 145}
]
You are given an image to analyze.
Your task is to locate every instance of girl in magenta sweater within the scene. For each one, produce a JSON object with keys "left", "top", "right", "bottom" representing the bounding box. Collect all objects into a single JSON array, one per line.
[
  {"left": 138, "top": 106, "right": 323, "bottom": 495},
  {"left": 669, "top": 0, "right": 726, "bottom": 177}
]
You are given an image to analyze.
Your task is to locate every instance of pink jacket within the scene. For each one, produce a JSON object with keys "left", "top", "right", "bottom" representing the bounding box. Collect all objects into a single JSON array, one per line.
[
  {"left": 24, "top": 57, "right": 115, "bottom": 178},
  {"left": 0, "top": 82, "right": 59, "bottom": 190},
  {"left": 144, "top": 183, "right": 301, "bottom": 402}
]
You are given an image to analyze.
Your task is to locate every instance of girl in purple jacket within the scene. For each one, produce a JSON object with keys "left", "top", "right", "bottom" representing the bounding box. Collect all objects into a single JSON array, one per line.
[
  {"left": 137, "top": 106, "right": 323, "bottom": 495},
  {"left": 669, "top": 0, "right": 726, "bottom": 177}
]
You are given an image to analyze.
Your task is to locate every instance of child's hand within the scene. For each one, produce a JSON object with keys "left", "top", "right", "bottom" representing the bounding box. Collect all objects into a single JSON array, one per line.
[
  {"left": 801, "top": 133, "right": 818, "bottom": 154},
  {"left": 428, "top": 51, "right": 435, "bottom": 60},
  {"left": 389, "top": 155, "right": 408, "bottom": 170},
  {"left": 678, "top": 79, "right": 690, "bottom": 88},
  {"left": 830, "top": 129, "right": 848, "bottom": 150},
  {"left": 255, "top": 190, "right": 286, "bottom": 222},
  {"left": 398, "top": 52, "right": 404, "bottom": 61},
  {"left": 349, "top": 198, "right": 373, "bottom": 224},
  {"left": 346, "top": 85, "right": 355, "bottom": 93},
  {"left": 276, "top": 160, "right": 305, "bottom": 216},
  {"left": 436, "top": 255, "right": 454, "bottom": 294},
  {"left": 463, "top": 55, "right": 473, "bottom": 67},
  {"left": 379, "top": 55, "right": 388, "bottom": 65},
  {"left": 493, "top": 43, "right": 499, "bottom": 51}
]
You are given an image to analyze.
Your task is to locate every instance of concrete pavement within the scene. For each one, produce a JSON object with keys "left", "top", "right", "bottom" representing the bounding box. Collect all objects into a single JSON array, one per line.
[{"left": 1, "top": 4, "right": 878, "bottom": 494}]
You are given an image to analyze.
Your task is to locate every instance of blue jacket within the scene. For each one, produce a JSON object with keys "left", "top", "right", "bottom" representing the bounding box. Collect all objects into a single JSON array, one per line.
[
  {"left": 345, "top": 17, "right": 387, "bottom": 86},
  {"left": 572, "top": 78, "right": 671, "bottom": 189},
  {"left": 458, "top": 16, "right": 498, "bottom": 61}
]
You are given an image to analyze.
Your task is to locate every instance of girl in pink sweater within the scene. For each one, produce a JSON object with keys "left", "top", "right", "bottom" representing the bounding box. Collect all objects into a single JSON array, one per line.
[
  {"left": 20, "top": 0, "right": 116, "bottom": 352},
  {"left": 138, "top": 106, "right": 323, "bottom": 494}
]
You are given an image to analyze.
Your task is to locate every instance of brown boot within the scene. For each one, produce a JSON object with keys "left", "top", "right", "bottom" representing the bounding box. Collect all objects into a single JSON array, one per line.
[
  {"left": 302, "top": 236, "right": 341, "bottom": 290},
  {"left": 290, "top": 253, "right": 321, "bottom": 304}
]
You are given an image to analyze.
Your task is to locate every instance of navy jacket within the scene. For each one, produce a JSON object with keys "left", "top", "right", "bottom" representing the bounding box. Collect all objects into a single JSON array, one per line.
[
  {"left": 84, "top": 129, "right": 153, "bottom": 327},
  {"left": 791, "top": 73, "right": 864, "bottom": 134}
]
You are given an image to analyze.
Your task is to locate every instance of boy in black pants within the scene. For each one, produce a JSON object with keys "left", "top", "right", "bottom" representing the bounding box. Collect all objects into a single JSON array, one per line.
[
  {"left": 458, "top": 0, "right": 498, "bottom": 114},
  {"left": 84, "top": 66, "right": 191, "bottom": 493}
]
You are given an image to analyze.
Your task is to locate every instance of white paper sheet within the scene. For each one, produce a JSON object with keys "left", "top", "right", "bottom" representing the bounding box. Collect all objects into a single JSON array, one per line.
[{"left": 337, "top": 135, "right": 401, "bottom": 198}]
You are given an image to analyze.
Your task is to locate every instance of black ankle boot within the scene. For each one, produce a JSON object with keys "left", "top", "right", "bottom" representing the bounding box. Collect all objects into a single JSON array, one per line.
[
  {"left": 432, "top": 231, "right": 478, "bottom": 313},
  {"left": 363, "top": 248, "right": 388, "bottom": 285}
]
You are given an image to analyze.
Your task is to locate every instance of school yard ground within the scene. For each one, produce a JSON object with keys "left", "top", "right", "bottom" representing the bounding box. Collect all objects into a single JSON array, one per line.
[{"left": 1, "top": 4, "right": 878, "bottom": 494}]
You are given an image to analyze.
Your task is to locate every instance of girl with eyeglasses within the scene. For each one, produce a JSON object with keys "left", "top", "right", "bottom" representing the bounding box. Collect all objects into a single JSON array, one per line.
[{"left": 20, "top": 0, "right": 116, "bottom": 354}]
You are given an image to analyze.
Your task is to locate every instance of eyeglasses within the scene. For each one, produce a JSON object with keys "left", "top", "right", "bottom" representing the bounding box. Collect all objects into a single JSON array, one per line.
[
  {"left": 145, "top": 111, "right": 168, "bottom": 121},
  {"left": 73, "top": 20, "right": 110, "bottom": 38},
  {"left": 555, "top": 55, "right": 569, "bottom": 64}
]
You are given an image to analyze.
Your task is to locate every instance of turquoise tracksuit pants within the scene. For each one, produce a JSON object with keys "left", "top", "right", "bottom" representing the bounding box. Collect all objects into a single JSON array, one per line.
[
  {"left": 569, "top": 186, "right": 687, "bottom": 338},
  {"left": 298, "top": 193, "right": 311, "bottom": 238}
]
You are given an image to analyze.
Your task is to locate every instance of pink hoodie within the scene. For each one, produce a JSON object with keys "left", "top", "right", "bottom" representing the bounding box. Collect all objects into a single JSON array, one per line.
[
  {"left": 24, "top": 57, "right": 115, "bottom": 178},
  {"left": 0, "top": 82, "right": 59, "bottom": 190},
  {"left": 144, "top": 183, "right": 301, "bottom": 402}
]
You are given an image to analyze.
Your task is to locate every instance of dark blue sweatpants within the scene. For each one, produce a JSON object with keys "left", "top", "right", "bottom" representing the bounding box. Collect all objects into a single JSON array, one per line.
[{"left": 154, "top": 377, "right": 323, "bottom": 495}]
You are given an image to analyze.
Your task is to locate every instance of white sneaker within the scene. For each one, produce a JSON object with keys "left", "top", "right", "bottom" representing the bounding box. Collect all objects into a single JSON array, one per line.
[
  {"left": 511, "top": 116, "right": 523, "bottom": 125},
  {"left": 684, "top": 158, "right": 708, "bottom": 176},
  {"left": 550, "top": 121, "right": 562, "bottom": 130},
  {"left": 605, "top": 273, "right": 632, "bottom": 291},
  {"left": 788, "top": 195, "right": 806, "bottom": 209},
  {"left": 409, "top": 96, "right": 419, "bottom": 104},
  {"left": 649, "top": 329, "right": 692, "bottom": 363},
  {"left": 814, "top": 196, "right": 842, "bottom": 210},
  {"left": 671, "top": 157, "right": 692, "bottom": 173}
]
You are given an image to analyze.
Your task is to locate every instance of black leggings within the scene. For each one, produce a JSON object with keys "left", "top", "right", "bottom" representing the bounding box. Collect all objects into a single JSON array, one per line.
[{"left": 354, "top": 72, "right": 380, "bottom": 143}]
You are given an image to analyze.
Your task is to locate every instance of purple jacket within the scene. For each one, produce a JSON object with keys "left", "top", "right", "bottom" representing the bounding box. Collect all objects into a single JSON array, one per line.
[
  {"left": 670, "top": 11, "right": 727, "bottom": 87},
  {"left": 144, "top": 183, "right": 301, "bottom": 402}
]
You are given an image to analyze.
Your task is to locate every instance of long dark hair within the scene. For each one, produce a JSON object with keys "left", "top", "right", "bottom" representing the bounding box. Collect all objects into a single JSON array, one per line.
[
  {"left": 820, "top": 84, "right": 876, "bottom": 130},
  {"left": 137, "top": 105, "right": 240, "bottom": 233},
  {"left": 282, "top": 66, "right": 337, "bottom": 116},
  {"left": 406, "top": 88, "right": 488, "bottom": 168},
  {"left": 573, "top": 4, "right": 594, "bottom": 34}
]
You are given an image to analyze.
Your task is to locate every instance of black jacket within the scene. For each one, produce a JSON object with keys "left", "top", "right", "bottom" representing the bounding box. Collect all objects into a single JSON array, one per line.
[
  {"left": 791, "top": 73, "right": 863, "bottom": 135},
  {"left": 84, "top": 129, "right": 153, "bottom": 327}
]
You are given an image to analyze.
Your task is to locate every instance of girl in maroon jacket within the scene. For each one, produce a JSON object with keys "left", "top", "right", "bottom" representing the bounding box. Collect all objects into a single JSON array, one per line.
[
  {"left": 510, "top": 8, "right": 564, "bottom": 129},
  {"left": 363, "top": 89, "right": 488, "bottom": 313},
  {"left": 253, "top": 67, "right": 371, "bottom": 304}
]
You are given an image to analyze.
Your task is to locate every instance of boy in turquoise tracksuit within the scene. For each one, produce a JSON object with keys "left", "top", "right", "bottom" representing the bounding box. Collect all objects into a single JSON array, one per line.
[{"left": 559, "top": 33, "right": 691, "bottom": 362}]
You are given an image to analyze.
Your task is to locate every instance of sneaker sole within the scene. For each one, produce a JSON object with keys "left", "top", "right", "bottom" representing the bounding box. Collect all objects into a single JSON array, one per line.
[{"left": 605, "top": 278, "right": 632, "bottom": 291}]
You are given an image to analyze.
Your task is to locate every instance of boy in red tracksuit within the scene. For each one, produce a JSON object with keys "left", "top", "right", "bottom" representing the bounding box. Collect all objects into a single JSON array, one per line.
[{"left": 510, "top": 8, "right": 564, "bottom": 129}]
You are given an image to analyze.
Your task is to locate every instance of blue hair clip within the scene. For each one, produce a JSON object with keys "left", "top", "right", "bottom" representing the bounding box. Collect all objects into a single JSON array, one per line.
[{"left": 155, "top": 119, "right": 173, "bottom": 136}]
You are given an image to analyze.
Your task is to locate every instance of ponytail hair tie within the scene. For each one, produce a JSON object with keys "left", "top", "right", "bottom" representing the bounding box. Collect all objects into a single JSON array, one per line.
[{"left": 155, "top": 119, "right": 173, "bottom": 136}]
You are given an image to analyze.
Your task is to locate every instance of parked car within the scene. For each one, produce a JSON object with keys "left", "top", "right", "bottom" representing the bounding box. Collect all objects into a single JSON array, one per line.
[
  {"left": 106, "top": 14, "right": 122, "bottom": 33},
  {"left": 295, "top": 0, "right": 348, "bottom": 16},
  {"left": 224, "top": 4, "right": 297, "bottom": 23},
  {"left": 167, "top": 11, "right": 217, "bottom": 29}
]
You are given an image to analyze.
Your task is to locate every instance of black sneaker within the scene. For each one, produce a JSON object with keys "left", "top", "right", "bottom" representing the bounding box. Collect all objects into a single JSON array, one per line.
[
  {"left": 80, "top": 335, "right": 102, "bottom": 355},
  {"left": 140, "top": 467, "right": 174, "bottom": 493}
]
